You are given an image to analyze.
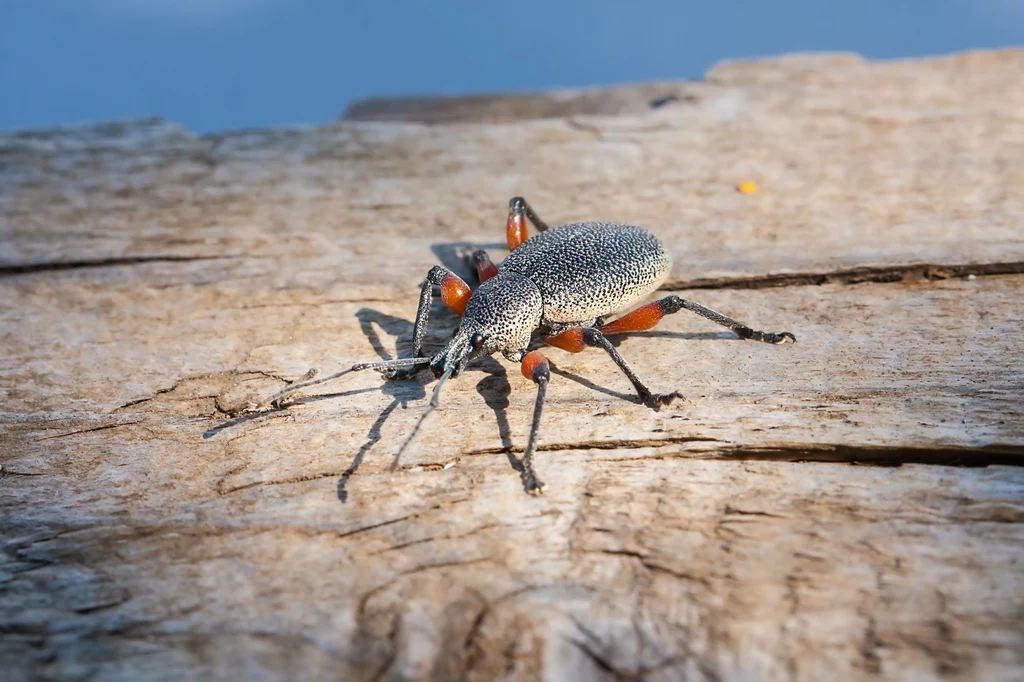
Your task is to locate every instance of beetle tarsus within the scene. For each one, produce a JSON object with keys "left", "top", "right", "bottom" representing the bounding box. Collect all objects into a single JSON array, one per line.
[
  {"left": 643, "top": 391, "right": 684, "bottom": 410},
  {"left": 582, "top": 328, "right": 678, "bottom": 410},
  {"left": 523, "top": 474, "right": 547, "bottom": 495}
]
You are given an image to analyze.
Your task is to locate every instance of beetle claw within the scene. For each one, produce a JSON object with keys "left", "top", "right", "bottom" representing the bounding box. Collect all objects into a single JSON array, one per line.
[
  {"left": 523, "top": 474, "right": 547, "bottom": 495},
  {"left": 644, "top": 391, "right": 684, "bottom": 410}
]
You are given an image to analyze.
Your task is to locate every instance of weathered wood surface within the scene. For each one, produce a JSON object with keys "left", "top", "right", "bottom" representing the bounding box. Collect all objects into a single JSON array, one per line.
[{"left": 2, "top": 51, "right": 1023, "bottom": 681}]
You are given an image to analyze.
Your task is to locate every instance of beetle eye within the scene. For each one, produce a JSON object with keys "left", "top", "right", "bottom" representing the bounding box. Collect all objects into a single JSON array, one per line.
[{"left": 470, "top": 332, "right": 486, "bottom": 349}]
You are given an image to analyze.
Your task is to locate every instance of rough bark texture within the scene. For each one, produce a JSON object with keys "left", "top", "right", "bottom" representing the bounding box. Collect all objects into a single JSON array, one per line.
[{"left": 2, "top": 51, "right": 1023, "bottom": 681}]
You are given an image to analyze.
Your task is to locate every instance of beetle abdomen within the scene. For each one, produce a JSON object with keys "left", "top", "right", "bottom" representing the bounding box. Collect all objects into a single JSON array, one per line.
[{"left": 500, "top": 221, "right": 671, "bottom": 324}]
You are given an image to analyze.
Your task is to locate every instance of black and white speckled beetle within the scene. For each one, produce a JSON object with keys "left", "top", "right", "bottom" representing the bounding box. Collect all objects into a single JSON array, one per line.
[{"left": 262, "top": 197, "right": 795, "bottom": 494}]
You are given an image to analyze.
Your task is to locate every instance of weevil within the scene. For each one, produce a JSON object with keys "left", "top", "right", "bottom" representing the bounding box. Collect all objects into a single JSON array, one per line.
[{"left": 257, "top": 197, "right": 795, "bottom": 494}]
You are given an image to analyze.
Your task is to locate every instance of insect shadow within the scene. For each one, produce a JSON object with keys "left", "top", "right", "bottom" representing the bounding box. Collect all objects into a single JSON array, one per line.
[
  {"left": 333, "top": 308, "right": 425, "bottom": 503},
  {"left": 202, "top": 301, "right": 521, "bottom": 504},
  {"left": 342, "top": 307, "right": 522, "bottom": 502},
  {"left": 545, "top": 330, "right": 740, "bottom": 403},
  {"left": 430, "top": 241, "right": 506, "bottom": 281},
  {"left": 202, "top": 387, "right": 379, "bottom": 439}
]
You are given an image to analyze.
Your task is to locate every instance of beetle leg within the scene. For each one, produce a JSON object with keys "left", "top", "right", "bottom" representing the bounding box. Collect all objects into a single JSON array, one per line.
[
  {"left": 469, "top": 249, "right": 499, "bottom": 283},
  {"left": 408, "top": 266, "right": 471, "bottom": 357},
  {"left": 542, "top": 327, "right": 586, "bottom": 353},
  {"left": 506, "top": 196, "right": 550, "bottom": 250},
  {"left": 581, "top": 328, "right": 683, "bottom": 410},
  {"left": 600, "top": 296, "right": 796, "bottom": 344},
  {"left": 373, "top": 266, "right": 472, "bottom": 381},
  {"left": 518, "top": 350, "right": 551, "bottom": 494}
]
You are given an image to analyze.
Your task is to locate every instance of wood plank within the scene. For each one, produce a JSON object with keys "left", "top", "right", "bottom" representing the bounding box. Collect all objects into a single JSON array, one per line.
[
  {"left": 2, "top": 51, "right": 1023, "bottom": 681},
  {"left": 3, "top": 276, "right": 1022, "bottom": 458},
  {"left": 4, "top": 462, "right": 1022, "bottom": 681},
  {"left": 3, "top": 274, "right": 1022, "bottom": 680}
]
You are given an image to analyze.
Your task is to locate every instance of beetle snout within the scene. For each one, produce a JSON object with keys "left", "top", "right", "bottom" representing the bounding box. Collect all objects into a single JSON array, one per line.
[{"left": 429, "top": 330, "right": 477, "bottom": 379}]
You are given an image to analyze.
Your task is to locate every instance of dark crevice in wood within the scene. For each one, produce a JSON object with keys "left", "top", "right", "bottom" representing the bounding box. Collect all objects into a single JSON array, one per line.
[
  {"left": 567, "top": 638, "right": 620, "bottom": 675},
  {"left": 0, "top": 254, "right": 239, "bottom": 277},
  {"left": 2, "top": 254, "right": 1018, "bottom": 290},
  {"left": 470, "top": 439, "right": 1023, "bottom": 467},
  {"left": 215, "top": 469, "right": 341, "bottom": 496},
  {"left": 35, "top": 420, "right": 143, "bottom": 441},
  {"left": 0, "top": 468, "right": 44, "bottom": 477},
  {"left": 714, "top": 442, "right": 1023, "bottom": 467},
  {"left": 466, "top": 436, "right": 724, "bottom": 456},
  {"left": 666, "top": 261, "right": 1024, "bottom": 291}
]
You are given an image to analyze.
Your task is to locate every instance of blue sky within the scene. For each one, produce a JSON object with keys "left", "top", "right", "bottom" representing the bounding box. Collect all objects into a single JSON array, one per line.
[{"left": 2, "top": 0, "right": 1022, "bottom": 133}]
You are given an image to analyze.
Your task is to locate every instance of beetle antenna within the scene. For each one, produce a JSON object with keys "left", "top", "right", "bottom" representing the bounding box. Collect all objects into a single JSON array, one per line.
[
  {"left": 252, "top": 357, "right": 431, "bottom": 412},
  {"left": 255, "top": 367, "right": 352, "bottom": 411},
  {"left": 352, "top": 357, "right": 432, "bottom": 372}
]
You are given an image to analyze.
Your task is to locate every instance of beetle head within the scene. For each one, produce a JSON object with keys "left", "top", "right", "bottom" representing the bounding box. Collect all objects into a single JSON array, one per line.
[
  {"left": 428, "top": 322, "right": 489, "bottom": 379},
  {"left": 460, "top": 274, "right": 543, "bottom": 356},
  {"left": 428, "top": 273, "right": 543, "bottom": 380}
]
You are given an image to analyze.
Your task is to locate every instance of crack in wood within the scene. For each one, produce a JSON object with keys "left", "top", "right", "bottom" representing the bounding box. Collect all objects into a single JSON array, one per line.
[
  {"left": 714, "top": 442, "right": 1023, "bottom": 467},
  {"left": 357, "top": 556, "right": 495, "bottom": 618},
  {"left": 215, "top": 469, "right": 342, "bottom": 496},
  {"left": 467, "top": 438, "right": 1023, "bottom": 467},
  {"left": 466, "top": 436, "right": 724, "bottom": 456},
  {"left": 568, "top": 637, "right": 620, "bottom": 676},
  {"left": 334, "top": 513, "right": 424, "bottom": 541},
  {"left": 208, "top": 441, "right": 1024, "bottom": 497},
  {"left": 582, "top": 549, "right": 712, "bottom": 587},
  {"left": 34, "top": 420, "right": 143, "bottom": 441},
  {"left": 0, "top": 254, "right": 243, "bottom": 277},
  {"left": 666, "top": 261, "right": 1024, "bottom": 291}
]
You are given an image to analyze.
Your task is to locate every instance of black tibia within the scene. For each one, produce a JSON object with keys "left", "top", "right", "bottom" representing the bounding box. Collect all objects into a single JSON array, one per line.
[
  {"left": 581, "top": 328, "right": 683, "bottom": 410},
  {"left": 522, "top": 362, "right": 550, "bottom": 495},
  {"left": 509, "top": 196, "right": 550, "bottom": 233},
  {"left": 410, "top": 265, "right": 459, "bottom": 360},
  {"left": 660, "top": 296, "right": 796, "bottom": 344}
]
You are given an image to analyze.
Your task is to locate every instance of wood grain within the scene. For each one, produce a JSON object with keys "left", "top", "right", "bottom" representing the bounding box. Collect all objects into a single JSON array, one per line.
[{"left": 2, "top": 50, "right": 1023, "bottom": 681}]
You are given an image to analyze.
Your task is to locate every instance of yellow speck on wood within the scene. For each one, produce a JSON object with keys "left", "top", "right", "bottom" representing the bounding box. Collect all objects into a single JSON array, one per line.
[{"left": 737, "top": 180, "right": 759, "bottom": 194}]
